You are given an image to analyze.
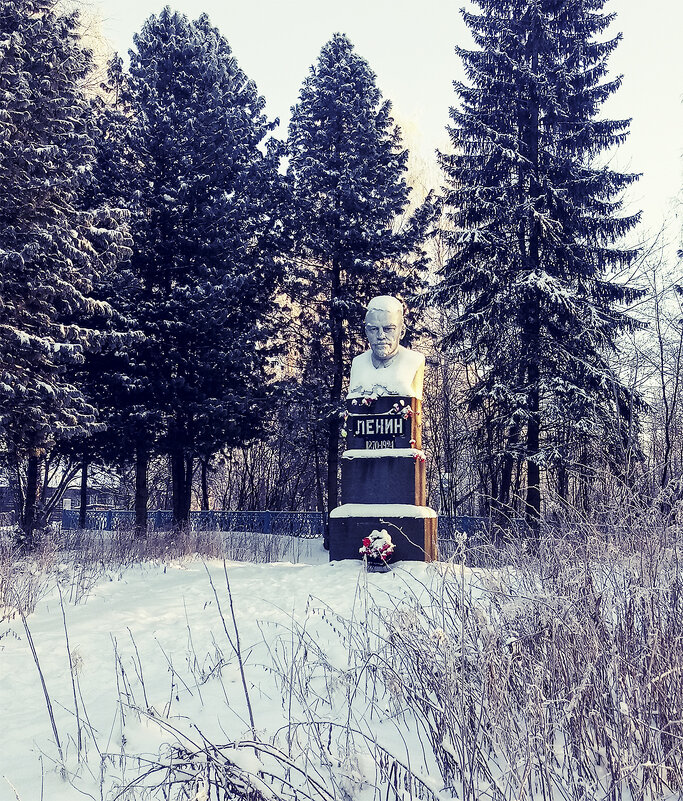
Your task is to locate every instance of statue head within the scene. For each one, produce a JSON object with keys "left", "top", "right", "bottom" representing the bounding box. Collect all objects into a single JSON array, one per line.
[{"left": 364, "top": 296, "right": 406, "bottom": 363}]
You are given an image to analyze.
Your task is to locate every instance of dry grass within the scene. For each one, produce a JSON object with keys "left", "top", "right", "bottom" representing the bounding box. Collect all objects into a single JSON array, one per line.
[
  {"left": 0, "top": 525, "right": 317, "bottom": 616},
  {"left": 255, "top": 522, "right": 683, "bottom": 800},
  {"left": 5, "top": 519, "right": 683, "bottom": 799}
]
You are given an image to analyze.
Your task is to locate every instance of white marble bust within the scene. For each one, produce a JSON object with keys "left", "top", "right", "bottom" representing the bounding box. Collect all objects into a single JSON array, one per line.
[{"left": 347, "top": 296, "right": 425, "bottom": 400}]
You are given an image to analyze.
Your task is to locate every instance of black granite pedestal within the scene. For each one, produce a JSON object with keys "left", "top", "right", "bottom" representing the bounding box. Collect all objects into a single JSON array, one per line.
[
  {"left": 329, "top": 509, "right": 437, "bottom": 562},
  {"left": 329, "top": 395, "right": 437, "bottom": 563}
]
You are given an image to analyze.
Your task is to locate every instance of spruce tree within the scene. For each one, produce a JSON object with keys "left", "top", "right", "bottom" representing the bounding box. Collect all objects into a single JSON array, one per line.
[
  {"left": 286, "top": 33, "right": 430, "bottom": 522},
  {"left": 100, "top": 9, "right": 284, "bottom": 529},
  {"left": 0, "top": 0, "right": 129, "bottom": 546},
  {"left": 434, "top": 0, "right": 642, "bottom": 522},
  {"left": 84, "top": 54, "right": 160, "bottom": 535}
]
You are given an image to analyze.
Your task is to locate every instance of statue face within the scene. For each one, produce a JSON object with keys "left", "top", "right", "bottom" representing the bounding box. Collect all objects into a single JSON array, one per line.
[{"left": 365, "top": 308, "right": 405, "bottom": 362}]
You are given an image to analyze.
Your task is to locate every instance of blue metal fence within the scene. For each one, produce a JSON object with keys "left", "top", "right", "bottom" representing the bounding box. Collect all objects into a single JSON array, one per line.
[
  {"left": 61, "top": 509, "right": 326, "bottom": 538},
  {"left": 61, "top": 509, "right": 524, "bottom": 545}
]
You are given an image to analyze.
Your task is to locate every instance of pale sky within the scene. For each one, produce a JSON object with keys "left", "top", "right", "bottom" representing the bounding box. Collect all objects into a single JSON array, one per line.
[{"left": 93, "top": 0, "right": 682, "bottom": 252}]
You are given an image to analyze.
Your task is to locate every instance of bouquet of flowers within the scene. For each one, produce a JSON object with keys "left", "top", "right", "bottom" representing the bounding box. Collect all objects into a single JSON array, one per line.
[{"left": 359, "top": 529, "right": 395, "bottom": 562}]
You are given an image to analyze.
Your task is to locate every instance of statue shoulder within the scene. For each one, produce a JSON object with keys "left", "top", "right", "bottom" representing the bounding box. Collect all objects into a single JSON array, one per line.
[
  {"left": 398, "top": 346, "right": 425, "bottom": 369},
  {"left": 350, "top": 350, "right": 373, "bottom": 368}
]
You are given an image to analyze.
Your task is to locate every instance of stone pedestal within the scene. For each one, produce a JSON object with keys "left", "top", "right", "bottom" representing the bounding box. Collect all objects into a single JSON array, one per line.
[{"left": 329, "top": 396, "right": 437, "bottom": 562}]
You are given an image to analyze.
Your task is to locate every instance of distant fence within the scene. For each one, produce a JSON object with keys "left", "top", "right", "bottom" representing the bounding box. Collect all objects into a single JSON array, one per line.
[
  {"left": 438, "top": 515, "right": 530, "bottom": 541},
  {"left": 61, "top": 509, "right": 525, "bottom": 546},
  {"left": 61, "top": 509, "right": 326, "bottom": 539}
]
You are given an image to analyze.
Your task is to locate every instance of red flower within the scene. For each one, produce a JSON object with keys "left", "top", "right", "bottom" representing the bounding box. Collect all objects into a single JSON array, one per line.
[{"left": 362, "top": 537, "right": 371, "bottom": 548}]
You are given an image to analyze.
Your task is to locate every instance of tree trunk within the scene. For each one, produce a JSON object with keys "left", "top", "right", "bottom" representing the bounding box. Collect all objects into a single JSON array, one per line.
[
  {"left": 170, "top": 445, "right": 193, "bottom": 531},
  {"left": 8, "top": 449, "right": 23, "bottom": 528},
  {"left": 525, "top": 417, "right": 541, "bottom": 525},
  {"left": 579, "top": 447, "right": 591, "bottom": 516},
  {"left": 557, "top": 460, "right": 569, "bottom": 503},
  {"left": 20, "top": 451, "right": 41, "bottom": 550},
  {"left": 79, "top": 460, "right": 88, "bottom": 530},
  {"left": 134, "top": 443, "right": 149, "bottom": 538},
  {"left": 183, "top": 455, "right": 193, "bottom": 521},
  {"left": 520, "top": 36, "right": 542, "bottom": 531},
  {"left": 171, "top": 448, "right": 186, "bottom": 530},
  {"left": 326, "top": 419, "right": 340, "bottom": 511},
  {"left": 325, "top": 257, "right": 345, "bottom": 544},
  {"left": 313, "top": 432, "right": 327, "bottom": 544},
  {"left": 497, "top": 423, "right": 521, "bottom": 517},
  {"left": 525, "top": 366, "right": 541, "bottom": 525},
  {"left": 201, "top": 457, "right": 210, "bottom": 511}
]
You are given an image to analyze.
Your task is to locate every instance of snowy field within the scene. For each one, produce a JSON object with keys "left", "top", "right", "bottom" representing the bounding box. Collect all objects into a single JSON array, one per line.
[
  {"left": 1, "top": 542, "right": 456, "bottom": 800},
  {"left": 1, "top": 533, "right": 682, "bottom": 801}
]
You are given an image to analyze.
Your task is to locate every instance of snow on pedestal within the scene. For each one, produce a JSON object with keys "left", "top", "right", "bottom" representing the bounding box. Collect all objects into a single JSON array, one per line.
[{"left": 330, "top": 504, "right": 437, "bottom": 518}]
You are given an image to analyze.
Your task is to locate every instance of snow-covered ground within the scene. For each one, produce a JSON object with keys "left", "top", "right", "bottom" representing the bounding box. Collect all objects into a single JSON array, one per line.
[
  {"left": 0, "top": 542, "right": 467, "bottom": 800},
  {"left": 2, "top": 535, "right": 682, "bottom": 801}
]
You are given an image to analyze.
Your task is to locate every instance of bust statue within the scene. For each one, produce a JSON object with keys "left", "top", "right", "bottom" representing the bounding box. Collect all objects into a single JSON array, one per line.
[{"left": 347, "top": 296, "right": 425, "bottom": 399}]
